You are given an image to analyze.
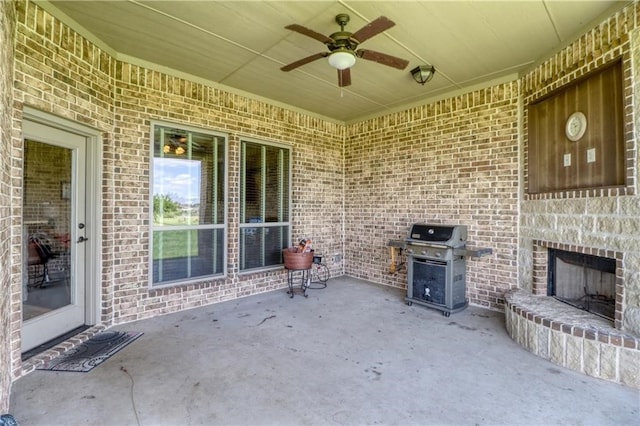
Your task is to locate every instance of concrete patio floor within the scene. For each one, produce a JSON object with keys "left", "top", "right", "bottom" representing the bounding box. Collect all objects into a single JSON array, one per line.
[{"left": 9, "top": 277, "right": 640, "bottom": 425}]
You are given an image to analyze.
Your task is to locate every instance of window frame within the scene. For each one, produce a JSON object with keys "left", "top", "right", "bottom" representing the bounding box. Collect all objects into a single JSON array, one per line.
[
  {"left": 239, "top": 137, "right": 291, "bottom": 273},
  {"left": 149, "top": 121, "right": 228, "bottom": 288}
]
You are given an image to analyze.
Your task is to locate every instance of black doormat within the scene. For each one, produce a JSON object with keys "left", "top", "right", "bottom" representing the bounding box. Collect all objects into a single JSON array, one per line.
[{"left": 37, "top": 330, "right": 143, "bottom": 372}]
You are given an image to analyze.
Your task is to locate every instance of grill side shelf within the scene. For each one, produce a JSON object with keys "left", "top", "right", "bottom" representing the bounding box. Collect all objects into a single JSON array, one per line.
[
  {"left": 387, "top": 239, "right": 405, "bottom": 248},
  {"left": 453, "top": 247, "right": 492, "bottom": 258}
]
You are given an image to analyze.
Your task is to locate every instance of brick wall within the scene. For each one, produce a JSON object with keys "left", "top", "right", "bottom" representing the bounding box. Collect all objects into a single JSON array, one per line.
[
  {"left": 4, "top": 0, "right": 640, "bottom": 411},
  {"left": 8, "top": 0, "right": 345, "bottom": 389},
  {"left": 520, "top": 3, "right": 640, "bottom": 336},
  {"left": 10, "top": 0, "right": 116, "bottom": 384},
  {"left": 108, "top": 63, "right": 344, "bottom": 323},
  {"left": 0, "top": 0, "right": 16, "bottom": 413},
  {"left": 345, "top": 86, "right": 520, "bottom": 310}
]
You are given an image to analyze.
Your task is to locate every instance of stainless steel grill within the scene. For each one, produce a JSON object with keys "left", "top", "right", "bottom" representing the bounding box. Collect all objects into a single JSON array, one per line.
[{"left": 402, "top": 223, "right": 491, "bottom": 316}]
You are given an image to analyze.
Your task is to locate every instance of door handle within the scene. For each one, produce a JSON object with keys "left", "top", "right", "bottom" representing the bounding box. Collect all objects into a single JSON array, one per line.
[{"left": 77, "top": 236, "right": 88, "bottom": 243}]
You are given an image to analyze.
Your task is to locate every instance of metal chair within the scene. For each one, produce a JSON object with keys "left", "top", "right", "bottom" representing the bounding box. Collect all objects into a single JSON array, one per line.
[{"left": 27, "top": 234, "right": 52, "bottom": 289}]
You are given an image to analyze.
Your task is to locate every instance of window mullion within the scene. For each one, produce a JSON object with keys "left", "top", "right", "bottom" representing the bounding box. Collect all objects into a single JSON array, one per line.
[
  {"left": 240, "top": 143, "right": 246, "bottom": 224},
  {"left": 213, "top": 139, "right": 218, "bottom": 224},
  {"left": 261, "top": 145, "right": 266, "bottom": 220},
  {"left": 212, "top": 138, "right": 219, "bottom": 273},
  {"left": 278, "top": 148, "right": 284, "bottom": 222},
  {"left": 261, "top": 145, "right": 266, "bottom": 266},
  {"left": 240, "top": 143, "right": 247, "bottom": 270},
  {"left": 278, "top": 148, "right": 285, "bottom": 249},
  {"left": 156, "top": 128, "right": 165, "bottom": 282},
  {"left": 157, "top": 232, "right": 163, "bottom": 282},
  {"left": 158, "top": 127, "right": 166, "bottom": 225}
]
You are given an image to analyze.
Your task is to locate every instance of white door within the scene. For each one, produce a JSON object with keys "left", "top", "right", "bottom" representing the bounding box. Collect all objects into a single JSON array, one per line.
[{"left": 22, "top": 120, "right": 88, "bottom": 352}]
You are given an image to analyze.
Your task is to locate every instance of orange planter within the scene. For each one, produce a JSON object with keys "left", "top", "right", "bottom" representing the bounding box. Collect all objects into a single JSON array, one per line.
[{"left": 283, "top": 248, "right": 314, "bottom": 270}]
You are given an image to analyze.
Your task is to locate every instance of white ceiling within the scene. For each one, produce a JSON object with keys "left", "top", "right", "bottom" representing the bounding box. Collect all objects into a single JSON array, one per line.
[{"left": 40, "top": 0, "right": 626, "bottom": 123}]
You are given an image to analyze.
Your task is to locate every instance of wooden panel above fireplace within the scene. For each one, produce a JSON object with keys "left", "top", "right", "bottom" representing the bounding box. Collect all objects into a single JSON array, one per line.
[{"left": 527, "top": 59, "right": 625, "bottom": 194}]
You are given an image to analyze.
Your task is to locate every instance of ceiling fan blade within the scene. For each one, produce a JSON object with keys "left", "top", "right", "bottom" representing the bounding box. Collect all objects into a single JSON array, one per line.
[
  {"left": 285, "top": 24, "right": 334, "bottom": 44},
  {"left": 338, "top": 68, "right": 351, "bottom": 87},
  {"left": 281, "top": 52, "right": 328, "bottom": 71},
  {"left": 357, "top": 49, "right": 409, "bottom": 70},
  {"left": 351, "top": 16, "right": 395, "bottom": 43}
]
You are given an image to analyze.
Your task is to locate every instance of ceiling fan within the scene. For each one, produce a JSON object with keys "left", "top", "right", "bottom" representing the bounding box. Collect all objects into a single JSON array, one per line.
[{"left": 281, "top": 14, "right": 409, "bottom": 87}]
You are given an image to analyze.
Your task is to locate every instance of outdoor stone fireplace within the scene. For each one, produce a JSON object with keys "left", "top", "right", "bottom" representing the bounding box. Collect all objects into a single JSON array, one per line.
[
  {"left": 548, "top": 248, "right": 616, "bottom": 322},
  {"left": 505, "top": 241, "right": 640, "bottom": 389}
]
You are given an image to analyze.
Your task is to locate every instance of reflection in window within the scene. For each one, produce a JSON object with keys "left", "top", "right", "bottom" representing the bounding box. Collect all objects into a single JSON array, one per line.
[
  {"left": 151, "top": 124, "right": 226, "bottom": 286},
  {"left": 240, "top": 140, "right": 290, "bottom": 271}
]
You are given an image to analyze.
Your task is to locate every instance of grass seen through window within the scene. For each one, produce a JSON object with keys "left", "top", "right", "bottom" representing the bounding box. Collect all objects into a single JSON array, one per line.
[{"left": 153, "top": 230, "right": 199, "bottom": 260}]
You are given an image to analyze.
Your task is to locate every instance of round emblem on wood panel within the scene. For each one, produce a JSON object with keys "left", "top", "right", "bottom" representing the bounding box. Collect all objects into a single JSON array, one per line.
[{"left": 565, "top": 111, "right": 587, "bottom": 142}]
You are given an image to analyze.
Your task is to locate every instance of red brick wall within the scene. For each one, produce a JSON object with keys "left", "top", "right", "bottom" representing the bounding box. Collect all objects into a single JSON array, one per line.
[
  {"left": 345, "top": 86, "right": 520, "bottom": 310},
  {"left": 10, "top": 0, "right": 344, "bottom": 385},
  {"left": 5, "top": 2, "right": 640, "bottom": 413},
  {"left": 10, "top": 0, "right": 115, "bottom": 385},
  {"left": 0, "top": 0, "right": 16, "bottom": 413},
  {"left": 108, "top": 64, "right": 344, "bottom": 323}
]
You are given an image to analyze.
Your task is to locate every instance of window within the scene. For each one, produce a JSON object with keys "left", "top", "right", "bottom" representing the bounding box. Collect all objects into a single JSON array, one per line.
[
  {"left": 240, "top": 140, "right": 290, "bottom": 271},
  {"left": 151, "top": 123, "right": 226, "bottom": 286}
]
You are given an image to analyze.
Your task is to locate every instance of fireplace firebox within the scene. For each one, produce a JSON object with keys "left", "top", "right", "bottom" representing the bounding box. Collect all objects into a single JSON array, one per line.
[{"left": 547, "top": 249, "right": 616, "bottom": 321}]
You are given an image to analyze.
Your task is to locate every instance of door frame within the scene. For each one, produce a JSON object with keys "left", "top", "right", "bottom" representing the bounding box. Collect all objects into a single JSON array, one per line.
[{"left": 22, "top": 107, "right": 102, "bottom": 329}]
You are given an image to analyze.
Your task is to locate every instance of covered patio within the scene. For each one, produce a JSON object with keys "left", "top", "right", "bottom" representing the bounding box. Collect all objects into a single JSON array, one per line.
[{"left": 10, "top": 278, "right": 638, "bottom": 425}]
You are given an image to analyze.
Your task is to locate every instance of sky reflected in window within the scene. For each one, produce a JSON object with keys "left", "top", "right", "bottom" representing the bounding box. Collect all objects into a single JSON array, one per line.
[{"left": 154, "top": 158, "right": 201, "bottom": 204}]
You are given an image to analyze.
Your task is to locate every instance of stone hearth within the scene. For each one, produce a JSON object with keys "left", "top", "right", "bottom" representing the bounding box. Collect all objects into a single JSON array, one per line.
[
  {"left": 505, "top": 289, "right": 640, "bottom": 388},
  {"left": 505, "top": 240, "right": 640, "bottom": 388}
]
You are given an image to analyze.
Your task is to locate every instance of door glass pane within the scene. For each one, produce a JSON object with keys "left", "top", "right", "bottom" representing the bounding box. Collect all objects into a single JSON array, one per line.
[{"left": 23, "top": 140, "right": 72, "bottom": 320}]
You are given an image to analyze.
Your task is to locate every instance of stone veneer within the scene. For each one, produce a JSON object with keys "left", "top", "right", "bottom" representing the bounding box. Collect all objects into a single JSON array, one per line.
[
  {"left": 520, "top": 4, "right": 640, "bottom": 335},
  {"left": 516, "top": 3, "right": 640, "bottom": 386},
  {"left": 531, "top": 241, "right": 625, "bottom": 328},
  {"left": 505, "top": 290, "right": 640, "bottom": 388},
  {"left": 506, "top": 239, "right": 640, "bottom": 388}
]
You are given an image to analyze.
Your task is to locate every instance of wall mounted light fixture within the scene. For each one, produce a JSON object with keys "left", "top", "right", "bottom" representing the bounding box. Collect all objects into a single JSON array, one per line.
[{"left": 411, "top": 65, "right": 436, "bottom": 85}]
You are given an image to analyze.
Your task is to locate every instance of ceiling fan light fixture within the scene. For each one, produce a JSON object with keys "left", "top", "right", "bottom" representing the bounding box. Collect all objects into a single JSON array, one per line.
[
  {"left": 328, "top": 50, "right": 356, "bottom": 70},
  {"left": 411, "top": 65, "right": 436, "bottom": 85}
]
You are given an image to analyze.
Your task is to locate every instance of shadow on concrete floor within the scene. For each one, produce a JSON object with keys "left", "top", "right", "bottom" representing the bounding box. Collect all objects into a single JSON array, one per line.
[{"left": 10, "top": 277, "right": 640, "bottom": 425}]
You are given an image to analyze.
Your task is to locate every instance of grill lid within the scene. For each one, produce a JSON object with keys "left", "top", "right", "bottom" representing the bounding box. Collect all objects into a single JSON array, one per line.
[{"left": 407, "top": 223, "right": 467, "bottom": 247}]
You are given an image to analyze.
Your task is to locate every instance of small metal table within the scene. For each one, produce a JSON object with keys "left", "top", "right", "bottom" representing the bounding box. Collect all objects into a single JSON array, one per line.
[{"left": 286, "top": 267, "right": 310, "bottom": 298}]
